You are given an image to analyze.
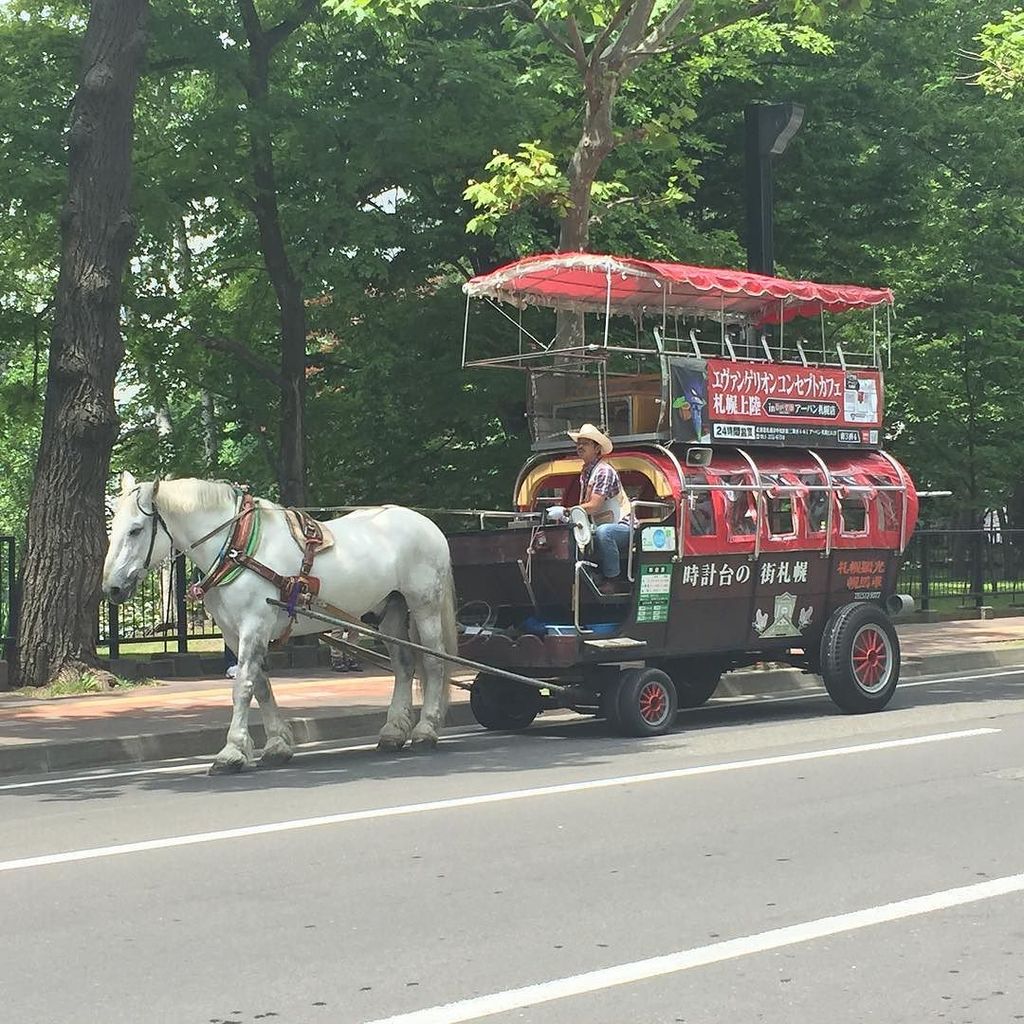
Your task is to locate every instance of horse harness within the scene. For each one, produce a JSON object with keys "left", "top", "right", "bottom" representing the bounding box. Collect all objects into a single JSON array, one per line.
[{"left": 187, "top": 491, "right": 330, "bottom": 637}]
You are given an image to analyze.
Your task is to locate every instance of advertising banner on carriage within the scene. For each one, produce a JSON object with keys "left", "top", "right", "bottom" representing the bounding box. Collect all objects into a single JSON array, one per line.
[{"left": 669, "top": 357, "right": 883, "bottom": 449}]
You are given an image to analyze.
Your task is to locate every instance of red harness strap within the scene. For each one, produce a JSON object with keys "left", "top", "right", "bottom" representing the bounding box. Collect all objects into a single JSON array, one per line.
[
  {"left": 187, "top": 494, "right": 258, "bottom": 601},
  {"left": 188, "top": 495, "right": 327, "bottom": 624}
]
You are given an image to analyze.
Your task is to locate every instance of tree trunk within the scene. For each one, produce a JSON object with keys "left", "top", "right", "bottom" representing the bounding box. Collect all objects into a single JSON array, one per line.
[
  {"left": 14, "top": 0, "right": 147, "bottom": 687},
  {"left": 530, "top": 68, "right": 620, "bottom": 441},
  {"left": 175, "top": 215, "right": 220, "bottom": 472},
  {"left": 200, "top": 389, "right": 219, "bottom": 473},
  {"left": 557, "top": 66, "right": 618, "bottom": 254},
  {"left": 239, "top": 2, "right": 310, "bottom": 507}
]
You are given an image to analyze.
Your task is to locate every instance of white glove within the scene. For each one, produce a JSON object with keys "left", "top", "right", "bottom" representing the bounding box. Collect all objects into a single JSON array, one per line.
[{"left": 546, "top": 504, "right": 567, "bottom": 523}]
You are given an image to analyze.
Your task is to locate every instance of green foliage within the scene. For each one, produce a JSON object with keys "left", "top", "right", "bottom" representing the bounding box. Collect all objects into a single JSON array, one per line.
[
  {"left": 326, "top": 0, "right": 433, "bottom": 21},
  {"left": 977, "top": 8, "right": 1024, "bottom": 97},
  {"left": 464, "top": 142, "right": 572, "bottom": 236},
  {"left": 459, "top": 1, "right": 839, "bottom": 252},
  {"left": 6, "top": 0, "right": 1024, "bottom": 538},
  {"left": 693, "top": 0, "right": 1024, "bottom": 519}
]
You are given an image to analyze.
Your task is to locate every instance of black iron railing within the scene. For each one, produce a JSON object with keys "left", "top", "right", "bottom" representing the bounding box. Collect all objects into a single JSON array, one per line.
[
  {"left": 98, "top": 554, "right": 222, "bottom": 657},
  {"left": 86, "top": 528, "right": 1024, "bottom": 657},
  {"left": 897, "top": 529, "right": 1024, "bottom": 611}
]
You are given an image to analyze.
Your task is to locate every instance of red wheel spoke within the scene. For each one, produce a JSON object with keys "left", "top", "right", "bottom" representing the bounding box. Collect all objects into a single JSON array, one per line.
[
  {"left": 852, "top": 626, "right": 890, "bottom": 689},
  {"left": 639, "top": 682, "right": 667, "bottom": 723}
]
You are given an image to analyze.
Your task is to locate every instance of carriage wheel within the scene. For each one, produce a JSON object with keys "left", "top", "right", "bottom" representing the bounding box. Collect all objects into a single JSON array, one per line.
[
  {"left": 649, "top": 657, "right": 723, "bottom": 708},
  {"left": 614, "top": 667, "right": 678, "bottom": 737},
  {"left": 469, "top": 673, "right": 542, "bottom": 731},
  {"left": 820, "top": 603, "right": 900, "bottom": 713}
]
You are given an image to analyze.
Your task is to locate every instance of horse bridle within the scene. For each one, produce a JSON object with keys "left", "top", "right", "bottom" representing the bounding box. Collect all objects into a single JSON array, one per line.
[{"left": 135, "top": 479, "right": 174, "bottom": 571}]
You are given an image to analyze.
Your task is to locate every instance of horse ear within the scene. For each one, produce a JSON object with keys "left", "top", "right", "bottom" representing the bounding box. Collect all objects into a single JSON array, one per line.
[{"left": 121, "top": 471, "right": 136, "bottom": 493}]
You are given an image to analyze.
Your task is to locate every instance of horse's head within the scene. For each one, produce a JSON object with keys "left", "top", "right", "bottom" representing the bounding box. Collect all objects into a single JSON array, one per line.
[{"left": 102, "top": 472, "right": 173, "bottom": 604}]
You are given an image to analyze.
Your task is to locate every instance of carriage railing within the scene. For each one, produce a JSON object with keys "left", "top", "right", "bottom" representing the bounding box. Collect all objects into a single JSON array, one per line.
[
  {"left": 625, "top": 500, "right": 676, "bottom": 583},
  {"left": 464, "top": 295, "right": 889, "bottom": 374},
  {"left": 653, "top": 324, "right": 882, "bottom": 371}
]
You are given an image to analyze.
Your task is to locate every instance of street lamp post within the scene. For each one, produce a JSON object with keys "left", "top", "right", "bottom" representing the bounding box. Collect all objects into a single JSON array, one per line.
[{"left": 744, "top": 102, "right": 804, "bottom": 276}]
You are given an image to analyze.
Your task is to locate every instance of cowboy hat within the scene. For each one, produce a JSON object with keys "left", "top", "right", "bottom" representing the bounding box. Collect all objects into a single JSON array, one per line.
[{"left": 567, "top": 423, "right": 613, "bottom": 456}]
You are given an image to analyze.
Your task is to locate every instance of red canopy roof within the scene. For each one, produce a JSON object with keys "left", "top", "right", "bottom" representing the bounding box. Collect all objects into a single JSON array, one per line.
[{"left": 464, "top": 253, "right": 894, "bottom": 325}]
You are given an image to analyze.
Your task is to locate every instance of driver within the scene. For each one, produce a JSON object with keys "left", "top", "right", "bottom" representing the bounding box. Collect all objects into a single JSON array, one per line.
[{"left": 567, "top": 423, "right": 632, "bottom": 593}]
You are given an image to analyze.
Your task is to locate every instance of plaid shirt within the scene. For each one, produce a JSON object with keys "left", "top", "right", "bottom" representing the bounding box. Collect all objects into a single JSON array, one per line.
[{"left": 581, "top": 460, "right": 629, "bottom": 523}]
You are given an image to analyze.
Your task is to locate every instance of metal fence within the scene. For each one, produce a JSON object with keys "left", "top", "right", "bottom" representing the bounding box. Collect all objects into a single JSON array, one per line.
[
  {"left": 898, "top": 529, "right": 1024, "bottom": 611},
  {"left": 1, "top": 535, "right": 15, "bottom": 664},
  {"left": 7, "top": 527, "right": 1018, "bottom": 662},
  {"left": 97, "top": 554, "right": 222, "bottom": 658}
]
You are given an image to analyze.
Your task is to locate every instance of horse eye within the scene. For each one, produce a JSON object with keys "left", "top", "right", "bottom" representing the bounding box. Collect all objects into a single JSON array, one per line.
[{"left": 128, "top": 526, "right": 143, "bottom": 537}]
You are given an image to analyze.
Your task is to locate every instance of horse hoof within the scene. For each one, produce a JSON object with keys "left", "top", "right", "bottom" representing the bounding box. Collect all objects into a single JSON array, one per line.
[
  {"left": 409, "top": 729, "right": 439, "bottom": 751},
  {"left": 259, "top": 743, "right": 294, "bottom": 768},
  {"left": 208, "top": 758, "right": 245, "bottom": 776},
  {"left": 377, "top": 735, "right": 407, "bottom": 753}
]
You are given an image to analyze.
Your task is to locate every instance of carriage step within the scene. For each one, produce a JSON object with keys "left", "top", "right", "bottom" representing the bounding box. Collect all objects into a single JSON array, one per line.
[{"left": 583, "top": 637, "right": 647, "bottom": 650}]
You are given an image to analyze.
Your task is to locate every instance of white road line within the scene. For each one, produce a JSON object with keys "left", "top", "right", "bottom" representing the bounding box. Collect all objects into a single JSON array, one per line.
[
  {"left": 365, "top": 870, "right": 1024, "bottom": 1024},
  {"left": 0, "top": 663, "right": 1020, "bottom": 793},
  {"left": 0, "top": 728, "right": 996, "bottom": 874}
]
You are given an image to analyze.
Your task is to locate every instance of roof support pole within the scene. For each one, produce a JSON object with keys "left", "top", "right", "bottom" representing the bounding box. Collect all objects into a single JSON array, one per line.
[{"left": 461, "top": 294, "right": 471, "bottom": 369}]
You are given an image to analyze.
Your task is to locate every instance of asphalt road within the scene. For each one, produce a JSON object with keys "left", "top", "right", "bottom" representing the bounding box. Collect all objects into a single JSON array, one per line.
[{"left": 3, "top": 666, "right": 1024, "bottom": 1024}]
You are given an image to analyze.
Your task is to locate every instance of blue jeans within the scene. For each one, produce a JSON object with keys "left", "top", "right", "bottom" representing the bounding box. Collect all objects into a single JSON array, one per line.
[{"left": 594, "top": 522, "right": 631, "bottom": 578}]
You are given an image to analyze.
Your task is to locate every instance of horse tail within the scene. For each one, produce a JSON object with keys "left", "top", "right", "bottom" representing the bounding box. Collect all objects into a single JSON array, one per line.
[{"left": 409, "top": 551, "right": 458, "bottom": 714}]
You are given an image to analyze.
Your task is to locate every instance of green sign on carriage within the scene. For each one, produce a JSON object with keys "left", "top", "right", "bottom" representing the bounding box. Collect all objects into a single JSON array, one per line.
[{"left": 637, "top": 563, "right": 671, "bottom": 623}]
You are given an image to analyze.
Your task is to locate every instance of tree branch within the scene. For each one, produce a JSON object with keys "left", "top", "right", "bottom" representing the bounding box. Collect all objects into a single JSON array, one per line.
[
  {"left": 595, "top": 0, "right": 640, "bottom": 62},
  {"left": 199, "top": 335, "right": 287, "bottom": 390},
  {"left": 236, "top": 0, "right": 263, "bottom": 45},
  {"left": 606, "top": 0, "right": 656, "bottom": 66},
  {"left": 266, "top": 0, "right": 320, "bottom": 51},
  {"left": 622, "top": 0, "right": 704, "bottom": 72},
  {"left": 565, "top": 16, "right": 588, "bottom": 75},
  {"left": 514, "top": 0, "right": 576, "bottom": 59},
  {"left": 638, "top": 0, "right": 774, "bottom": 58}
]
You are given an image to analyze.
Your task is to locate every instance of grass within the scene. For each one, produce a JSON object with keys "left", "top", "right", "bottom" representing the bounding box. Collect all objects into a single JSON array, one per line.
[
  {"left": 96, "top": 637, "right": 225, "bottom": 657},
  {"left": 8, "top": 671, "right": 161, "bottom": 700}
]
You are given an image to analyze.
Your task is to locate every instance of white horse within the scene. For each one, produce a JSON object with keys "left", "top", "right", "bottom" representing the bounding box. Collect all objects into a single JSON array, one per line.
[{"left": 102, "top": 474, "right": 457, "bottom": 773}]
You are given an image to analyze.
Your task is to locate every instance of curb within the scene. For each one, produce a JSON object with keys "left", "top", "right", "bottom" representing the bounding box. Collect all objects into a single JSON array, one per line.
[{"left": 2, "top": 646, "right": 1023, "bottom": 778}]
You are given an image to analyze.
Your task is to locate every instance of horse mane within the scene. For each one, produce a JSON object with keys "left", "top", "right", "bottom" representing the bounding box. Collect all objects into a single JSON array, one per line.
[{"left": 156, "top": 478, "right": 243, "bottom": 516}]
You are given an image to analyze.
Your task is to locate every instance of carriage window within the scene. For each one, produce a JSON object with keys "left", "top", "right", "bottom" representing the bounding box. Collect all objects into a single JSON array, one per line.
[
  {"left": 684, "top": 471, "right": 716, "bottom": 536},
  {"left": 835, "top": 475, "right": 868, "bottom": 534},
  {"left": 719, "top": 473, "right": 755, "bottom": 536},
  {"left": 761, "top": 474, "right": 794, "bottom": 536},
  {"left": 798, "top": 472, "right": 828, "bottom": 533},
  {"left": 868, "top": 474, "right": 899, "bottom": 531},
  {"left": 767, "top": 497, "right": 794, "bottom": 536},
  {"left": 840, "top": 497, "right": 868, "bottom": 533}
]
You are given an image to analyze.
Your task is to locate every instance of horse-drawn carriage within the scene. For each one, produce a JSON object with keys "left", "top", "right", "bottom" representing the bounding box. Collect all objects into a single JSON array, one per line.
[
  {"left": 449, "top": 253, "right": 917, "bottom": 736},
  {"left": 102, "top": 251, "right": 918, "bottom": 771}
]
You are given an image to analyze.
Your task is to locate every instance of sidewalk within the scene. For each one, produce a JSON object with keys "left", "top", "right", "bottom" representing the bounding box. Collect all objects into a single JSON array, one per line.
[{"left": 1, "top": 617, "right": 1023, "bottom": 778}]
